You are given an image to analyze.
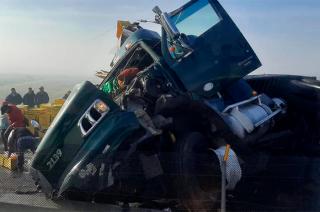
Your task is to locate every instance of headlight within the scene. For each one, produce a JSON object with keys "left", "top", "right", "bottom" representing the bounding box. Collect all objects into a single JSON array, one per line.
[
  {"left": 94, "top": 100, "right": 110, "bottom": 114},
  {"left": 79, "top": 99, "right": 110, "bottom": 137}
]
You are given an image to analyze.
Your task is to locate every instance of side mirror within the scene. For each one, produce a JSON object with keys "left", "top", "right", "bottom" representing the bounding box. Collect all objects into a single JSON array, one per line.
[
  {"left": 152, "top": 6, "right": 162, "bottom": 16},
  {"left": 31, "top": 120, "right": 40, "bottom": 129}
]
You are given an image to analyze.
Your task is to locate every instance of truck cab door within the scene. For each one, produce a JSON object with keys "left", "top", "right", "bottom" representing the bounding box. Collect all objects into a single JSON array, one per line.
[{"left": 162, "top": 0, "right": 261, "bottom": 98}]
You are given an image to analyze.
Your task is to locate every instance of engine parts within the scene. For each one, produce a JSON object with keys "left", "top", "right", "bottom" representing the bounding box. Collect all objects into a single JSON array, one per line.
[{"left": 223, "top": 95, "right": 286, "bottom": 139}]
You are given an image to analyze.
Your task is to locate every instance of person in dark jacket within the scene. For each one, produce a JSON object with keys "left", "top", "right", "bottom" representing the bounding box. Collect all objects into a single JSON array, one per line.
[
  {"left": 7, "top": 127, "right": 39, "bottom": 171},
  {"left": 23, "top": 88, "right": 36, "bottom": 107},
  {"left": 5, "top": 88, "right": 22, "bottom": 105},
  {"left": 35, "top": 86, "right": 49, "bottom": 106}
]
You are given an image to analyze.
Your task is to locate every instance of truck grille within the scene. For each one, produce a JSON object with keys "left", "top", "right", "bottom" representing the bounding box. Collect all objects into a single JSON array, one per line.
[{"left": 78, "top": 99, "right": 109, "bottom": 137}]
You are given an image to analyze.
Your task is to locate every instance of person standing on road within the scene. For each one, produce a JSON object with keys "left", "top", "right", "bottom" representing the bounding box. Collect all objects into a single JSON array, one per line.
[
  {"left": 5, "top": 88, "right": 22, "bottom": 105},
  {"left": 0, "top": 103, "right": 25, "bottom": 128},
  {"left": 35, "top": 86, "right": 49, "bottom": 106},
  {"left": 0, "top": 110, "right": 9, "bottom": 151},
  {"left": 23, "top": 88, "right": 36, "bottom": 108},
  {"left": 1, "top": 103, "right": 27, "bottom": 147}
]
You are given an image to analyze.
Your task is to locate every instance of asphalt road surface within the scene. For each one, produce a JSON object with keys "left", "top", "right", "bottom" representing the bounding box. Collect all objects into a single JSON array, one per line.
[{"left": 0, "top": 145, "right": 161, "bottom": 212}]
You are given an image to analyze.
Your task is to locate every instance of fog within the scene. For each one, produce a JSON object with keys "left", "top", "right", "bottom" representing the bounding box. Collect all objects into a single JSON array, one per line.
[{"left": 0, "top": 0, "right": 319, "bottom": 78}]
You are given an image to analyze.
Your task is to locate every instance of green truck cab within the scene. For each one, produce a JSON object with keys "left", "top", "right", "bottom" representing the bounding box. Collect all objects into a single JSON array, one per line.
[{"left": 30, "top": 0, "right": 320, "bottom": 210}]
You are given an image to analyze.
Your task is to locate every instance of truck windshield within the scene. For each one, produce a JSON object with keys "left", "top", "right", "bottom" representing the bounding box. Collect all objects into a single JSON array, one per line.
[{"left": 170, "top": 0, "right": 221, "bottom": 37}]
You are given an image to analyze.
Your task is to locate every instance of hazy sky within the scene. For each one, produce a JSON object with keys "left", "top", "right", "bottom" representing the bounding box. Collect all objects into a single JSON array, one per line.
[{"left": 0, "top": 0, "right": 319, "bottom": 78}]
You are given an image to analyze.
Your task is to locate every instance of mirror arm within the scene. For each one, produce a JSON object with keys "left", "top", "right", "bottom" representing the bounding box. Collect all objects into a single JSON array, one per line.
[
  {"left": 152, "top": 6, "right": 162, "bottom": 16},
  {"left": 153, "top": 6, "right": 180, "bottom": 40},
  {"left": 161, "top": 12, "right": 180, "bottom": 40},
  {"left": 153, "top": 5, "right": 193, "bottom": 57}
]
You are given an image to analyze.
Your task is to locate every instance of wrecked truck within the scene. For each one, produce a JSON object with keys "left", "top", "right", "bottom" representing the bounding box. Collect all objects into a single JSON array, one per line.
[{"left": 30, "top": 0, "right": 320, "bottom": 211}]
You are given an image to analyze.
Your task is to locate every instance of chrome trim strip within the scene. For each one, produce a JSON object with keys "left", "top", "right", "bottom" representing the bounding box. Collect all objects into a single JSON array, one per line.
[
  {"left": 86, "top": 113, "right": 97, "bottom": 124},
  {"left": 254, "top": 108, "right": 282, "bottom": 127},
  {"left": 223, "top": 95, "right": 261, "bottom": 113},
  {"left": 78, "top": 99, "right": 108, "bottom": 137}
]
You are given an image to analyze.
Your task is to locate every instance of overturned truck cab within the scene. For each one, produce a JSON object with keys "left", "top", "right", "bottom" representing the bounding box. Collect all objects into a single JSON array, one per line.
[
  {"left": 31, "top": 0, "right": 320, "bottom": 211},
  {"left": 30, "top": 82, "right": 141, "bottom": 197}
]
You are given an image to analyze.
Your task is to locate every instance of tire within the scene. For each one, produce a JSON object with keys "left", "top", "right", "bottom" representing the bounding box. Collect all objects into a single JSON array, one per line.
[{"left": 176, "top": 132, "right": 222, "bottom": 211}]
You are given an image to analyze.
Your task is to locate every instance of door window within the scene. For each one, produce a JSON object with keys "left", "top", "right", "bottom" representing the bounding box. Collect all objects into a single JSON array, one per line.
[{"left": 171, "top": 0, "right": 221, "bottom": 37}]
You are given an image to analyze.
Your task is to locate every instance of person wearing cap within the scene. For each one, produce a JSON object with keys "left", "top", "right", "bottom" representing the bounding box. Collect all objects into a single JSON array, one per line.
[
  {"left": 5, "top": 88, "right": 22, "bottom": 105},
  {"left": 23, "top": 88, "right": 36, "bottom": 108},
  {"left": 35, "top": 86, "right": 49, "bottom": 106}
]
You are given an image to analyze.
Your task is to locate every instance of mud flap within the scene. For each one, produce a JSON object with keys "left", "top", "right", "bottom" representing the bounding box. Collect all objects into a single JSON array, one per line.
[{"left": 210, "top": 146, "right": 242, "bottom": 190}]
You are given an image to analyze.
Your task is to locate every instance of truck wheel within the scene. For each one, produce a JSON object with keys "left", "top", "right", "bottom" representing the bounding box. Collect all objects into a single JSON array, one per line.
[{"left": 176, "top": 132, "right": 221, "bottom": 211}]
